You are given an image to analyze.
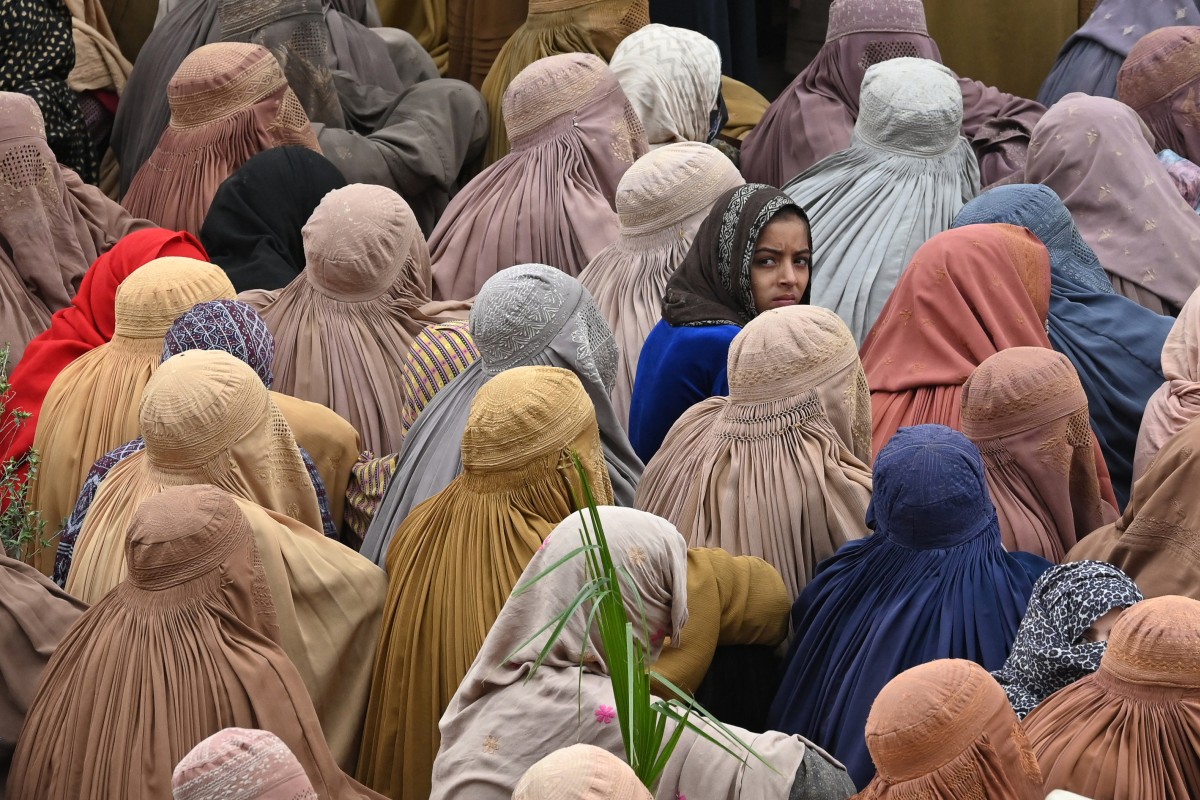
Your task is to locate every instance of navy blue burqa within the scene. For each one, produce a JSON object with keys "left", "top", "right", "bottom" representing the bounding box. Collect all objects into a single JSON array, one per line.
[
  {"left": 767, "top": 424, "right": 1049, "bottom": 789},
  {"left": 952, "top": 184, "right": 1172, "bottom": 508}
]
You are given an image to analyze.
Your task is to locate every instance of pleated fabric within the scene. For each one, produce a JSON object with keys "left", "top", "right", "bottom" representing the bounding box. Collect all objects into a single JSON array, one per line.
[
  {"left": 121, "top": 43, "right": 320, "bottom": 237},
  {"left": 1023, "top": 596, "right": 1200, "bottom": 800},
  {"left": 1069, "top": 413, "right": 1200, "bottom": 602},
  {"left": 0, "top": 229, "right": 206, "bottom": 496},
  {"left": 1135, "top": 285, "right": 1200, "bottom": 481},
  {"left": 952, "top": 183, "right": 1172, "bottom": 508},
  {"left": 430, "top": 506, "right": 847, "bottom": 800},
  {"left": 357, "top": 366, "right": 613, "bottom": 800},
  {"left": 26, "top": 258, "right": 235, "bottom": 569},
  {"left": 1024, "top": 93, "right": 1200, "bottom": 315},
  {"left": 6, "top": 485, "right": 384, "bottom": 799},
  {"left": 860, "top": 224, "right": 1054, "bottom": 457},
  {"left": 637, "top": 306, "right": 873, "bottom": 599},
  {"left": 359, "top": 264, "right": 643, "bottom": 566},
  {"left": 477, "top": 0, "right": 649, "bottom": 165},
  {"left": 961, "top": 348, "right": 1118, "bottom": 561},
  {"left": 0, "top": 556, "right": 86, "bottom": 789},
  {"left": 768, "top": 425, "right": 1049, "bottom": 788},
  {"left": 429, "top": 53, "right": 648, "bottom": 301},
  {"left": 242, "top": 184, "right": 469, "bottom": 456},
  {"left": 851, "top": 659, "right": 1044, "bottom": 800},
  {"left": 991, "top": 561, "right": 1144, "bottom": 720},
  {"left": 783, "top": 57, "right": 980, "bottom": 344},
  {"left": 578, "top": 142, "right": 744, "bottom": 428}
]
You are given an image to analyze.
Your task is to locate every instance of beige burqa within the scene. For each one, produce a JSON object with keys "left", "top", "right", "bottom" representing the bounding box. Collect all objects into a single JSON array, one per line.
[
  {"left": 637, "top": 306, "right": 873, "bottom": 599},
  {"left": 64, "top": 351, "right": 385, "bottom": 766},
  {"left": 26, "top": 257, "right": 235, "bottom": 567},
  {"left": 578, "top": 143, "right": 744, "bottom": 428}
]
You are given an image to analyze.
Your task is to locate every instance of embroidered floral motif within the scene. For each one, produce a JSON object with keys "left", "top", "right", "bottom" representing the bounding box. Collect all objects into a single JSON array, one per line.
[{"left": 595, "top": 705, "right": 616, "bottom": 724}]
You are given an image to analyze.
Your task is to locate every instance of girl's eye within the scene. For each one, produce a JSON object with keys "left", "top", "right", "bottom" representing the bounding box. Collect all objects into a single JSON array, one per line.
[{"left": 757, "top": 258, "right": 777, "bottom": 267}]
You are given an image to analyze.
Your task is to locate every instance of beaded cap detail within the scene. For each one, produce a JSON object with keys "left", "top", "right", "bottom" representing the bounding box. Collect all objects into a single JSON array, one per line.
[{"left": 825, "top": 0, "right": 928, "bottom": 43}]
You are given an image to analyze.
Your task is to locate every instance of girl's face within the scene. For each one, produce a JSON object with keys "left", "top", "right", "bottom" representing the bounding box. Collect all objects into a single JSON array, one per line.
[{"left": 750, "top": 212, "right": 812, "bottom": 314}]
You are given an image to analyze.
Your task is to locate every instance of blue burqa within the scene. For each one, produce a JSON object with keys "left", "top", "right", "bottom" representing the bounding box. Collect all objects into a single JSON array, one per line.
[{"left": 767, "top": 425, "right": 1049, "bottom": 789}]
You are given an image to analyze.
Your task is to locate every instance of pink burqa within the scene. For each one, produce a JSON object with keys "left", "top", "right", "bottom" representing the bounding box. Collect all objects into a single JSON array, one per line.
[
  {"left": 1117, "top": 26, "right": 1200, "bottom": 165},
  {"left": 428, "top": 53, "right": 648, "bottom": 301},
  {"left": 1134, "top": 285, "right": 1200, "bottom": 482}
]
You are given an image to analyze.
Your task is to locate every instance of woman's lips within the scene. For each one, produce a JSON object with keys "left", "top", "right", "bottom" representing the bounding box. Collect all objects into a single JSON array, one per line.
[{"left": 770, "top": 296, "right": 797, "bottom": 307}]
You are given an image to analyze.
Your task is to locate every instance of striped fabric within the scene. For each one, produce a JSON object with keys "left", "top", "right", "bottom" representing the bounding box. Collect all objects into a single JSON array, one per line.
[{"left": 400, "top": 320, "right": 480, "bottom": 435}]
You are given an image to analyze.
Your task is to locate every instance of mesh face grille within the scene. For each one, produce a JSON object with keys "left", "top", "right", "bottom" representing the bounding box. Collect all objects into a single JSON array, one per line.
[
  {"left": 860, "top": 40, "right": 922, "bottom": 69},
  {"left": 618, "top": 0, "right": 650, "bottom": 34},
  {"left": 1, "top": 143, "right": 50, "bottom": 188}
]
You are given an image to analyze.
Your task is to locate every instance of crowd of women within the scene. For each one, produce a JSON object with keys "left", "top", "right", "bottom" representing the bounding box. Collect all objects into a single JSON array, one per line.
[{"left": 2, "top": 0, "right": 1200, "bottom": 797}]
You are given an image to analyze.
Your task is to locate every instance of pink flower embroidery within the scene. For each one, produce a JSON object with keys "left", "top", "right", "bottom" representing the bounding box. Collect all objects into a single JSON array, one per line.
[
  {"left": 677, "top": 794, "right": 686, "bottom": 800},
  {"left": 594, "top": 704, "right": 616, "bottom": 725},
  {"left": 538, "top": 534, "right": 552, "bottom": 552}
]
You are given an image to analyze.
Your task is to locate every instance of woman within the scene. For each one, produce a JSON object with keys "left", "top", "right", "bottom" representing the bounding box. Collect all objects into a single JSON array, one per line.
[
  {"left": 0, "top": 92, "right": 148, "bottom": 368},
  {"left": 173, "top": 729, "right": 319, "bottom": 800},
  {"left": 55, "top": 300, "right": 361, "bottom": 583},
  {"left": 8, "top": 486, "right": 384, "bottom": 799},
  {"left": 860, "top": 224, "right": 1052, "bottom": 457},
  {"left": 478, "top": 0, "right": 648, "bottom": 165},
  {"left": 1118, "top": 27, "right": 1200, "bottom": 164},
  {"left": 0, "top": 229, "right": 205, "bottom": 491},
  {"left": 200, "top": 147, "right": 346, "bottom": 293},
  {"left": 1070, "top": 414, "right": 1200, "bottom": 601},
  {"left": 430, "top": 506, "right": 857, "bottom": 800},
  {"left": 1135, "top": 285, "right": 1200, "bottom": 479},
  {"left": 244, "top": 184, "right": 468, "bottom": 455},
  {"left": 513, "top": 745, "right": 650, "bottom": 800},
  {"left": 26, "top": 258, "right": 235, "bottom": 570},
  {"left": 953, "top": 183, "right": 1172, "bottom": 507},
  {"left": 608, "top": 24, "right": 722, "bottom": 149},
  {"left": 961, "top": 348, "right": 1117, "bottom": 561},
  {"left": 768, "top": 425, "right": 1049, "bottom": 788},
  {"left": 1024, "top": 93, "right": 1200, "bottom": 315},
  {"left": 637, "top": 306, "right": 872, "bottom": 599},
  {"left": 430, "top": 53, "right": 648, "bottom": 300},
  {"left": 628, "top": 184, "right": 811, "bottom": 462},
  {"left": 359, "top": 366, "right": 612, "bottom": 800},
  {"left": 741, "top": 0, "right": 1043, "bottom": 188},
  {"left": 991, "top": 561, "right": 1143, "bottom": 719},
  {"left": 121, "top": 43, "right": 320, "bottom": 236},
  {"left": 1023, "top": 595, "right": 1200, "bottom": 799},
  {"left": 1038, "top": 0, "right": 1200, "bottom": 107},
  {"left": 579, "top": 143, "right": 744, "bottom": 427},
  {"left": 65, "top": 353, "right": 384, "bottom": 766},
  {"left": 0, "top": 556, "right": 86, "bottom": 787},
  {"left": 359, "top": 264, "right": 643, "bottom": 566},
  {"left": 783, "top": 57, "right": 980, "bottom": 343},
  {"left": 852, "top": 660, "right": 1044, "bottom": 799}
]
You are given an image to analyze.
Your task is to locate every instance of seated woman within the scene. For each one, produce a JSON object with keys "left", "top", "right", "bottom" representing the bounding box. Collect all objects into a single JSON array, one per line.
[
  {"left": 63, "top": 351, "right": 384, "bottom": 765},
  {"left": 1023, "top": 595, "right": 1200, "bottom": 799},
  {"left": 783, "top": 57, "right": 980, "bottom": 343},
  {"left": 953, "top": 183, "right": 1173, "bottom": 507},
  {"left": 0, "top": 556, "right": 85, "bottom": 786},
  {"left": 768, "top": 425, "right": 1049, "bottom": 788},
  {"left": 1118, "top": 27, "right": 1200, "bottom": 165},
  {"left": 359, "top": 366, "right": 612, "bottom": 800},
  {"left": 961, "top": 348, "right": 1117, "bottom": 561},
  {"left": 861, "top": 224, "right": 1053, "bottom": 456},
  {"left": 243, "top": 184, "right": 468, "bottom": 456},
  {"left": 200, "top": 147, "right": 347, "bottom": 293},
  {"left": 1136, "top": 285, "right": 1200, "bottom": 480},
  {"left": 853, "top": 660, "right": 1045, "bottom": 799},
  {"left": 1024, "top": 94, "right": 1200, "bottom": 316},
  {"left": 1038, "top": 0, "right": 1200, "bottom": 107},
  {"left": 992, "top": 561, "right": 1143, "bottom": 719},
  {"left": 579, "top": 143, "right": 744, "bottom": 428},
  {"left": 359, "top": 264, "right": 642, "bottom": 566},
  {"left": 741, "top": 0, "right": 1043, "bottom": 188},
  {"left": 430, "top": 506, "right": 856, "bottom": 800},
  {"left": 628, "top": 184, "right": 810, "bottom": 462},
  {"left": 0, "top": 93, "right": 149, "bottom": 368},
  {"left": 1070, "top": 414, "right": 1200, "bottom": 601},
  {"left": 121, "top": 43, "right": 320, "bottom": 236},
  {"left": 430, "top": 53, "right": 648, "bottom": 300},
  {"left": 26, "top": 257, "right": 235, "bottom": 567},
  {"left": 7, "top": 486, "right": 384, "bottom": 798},
  {"left": 638, "top": 306, "right": 872, "bottom": 599}
]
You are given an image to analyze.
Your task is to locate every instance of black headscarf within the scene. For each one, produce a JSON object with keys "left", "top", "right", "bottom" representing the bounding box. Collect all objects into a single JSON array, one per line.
[
  {"left": 200, "top": 146, "right": 346, "bottom": 292},
  {"left": 0, "top": 0, "right": 98, "bottom": 183},
  {"left": 661, "top": 183, "right": 809, "bottom": 327}
]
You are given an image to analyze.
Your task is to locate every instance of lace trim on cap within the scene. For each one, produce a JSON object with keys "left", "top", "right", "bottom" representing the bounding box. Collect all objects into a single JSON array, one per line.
[{"left": 168, "top": 47, "right": 287, "bottom": 129}]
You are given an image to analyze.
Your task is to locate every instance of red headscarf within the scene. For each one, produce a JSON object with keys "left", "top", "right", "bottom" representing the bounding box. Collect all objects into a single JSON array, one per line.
[{"left": 0, "top": 229, "right": 207, "bottom": 476}]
